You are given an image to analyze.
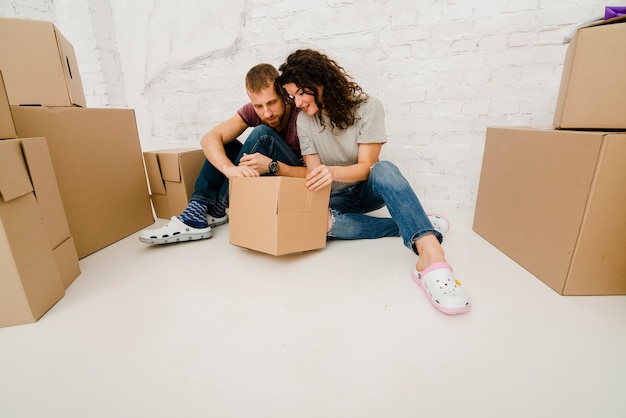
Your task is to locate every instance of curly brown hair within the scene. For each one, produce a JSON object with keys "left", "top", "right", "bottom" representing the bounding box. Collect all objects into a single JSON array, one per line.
[{"left": 277, "top": 49, "right": 367, "bottom": 130}]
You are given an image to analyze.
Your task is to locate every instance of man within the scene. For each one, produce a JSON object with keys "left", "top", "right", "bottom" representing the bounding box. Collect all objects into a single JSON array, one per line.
[{"left": 139, "top": 64, "right": 306, "bottom": 244}]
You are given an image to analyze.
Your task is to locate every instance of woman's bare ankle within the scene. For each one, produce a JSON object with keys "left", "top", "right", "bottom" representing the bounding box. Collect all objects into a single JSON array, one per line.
[{"left": 415, "top": 234, "right": 446, "bottom": 272}]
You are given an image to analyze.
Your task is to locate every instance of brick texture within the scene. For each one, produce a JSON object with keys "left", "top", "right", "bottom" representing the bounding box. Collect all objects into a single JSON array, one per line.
[{"left": 1, "top": 0, "right": 608, "bottom": 210}]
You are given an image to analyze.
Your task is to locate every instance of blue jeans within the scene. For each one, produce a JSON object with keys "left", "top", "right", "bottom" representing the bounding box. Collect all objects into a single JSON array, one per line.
[
  {"left": 191, "top": 125, "right": 304, "bottom": 208},
  {"left": 328, "top": 161, "right": 442, "bottom": 255}
]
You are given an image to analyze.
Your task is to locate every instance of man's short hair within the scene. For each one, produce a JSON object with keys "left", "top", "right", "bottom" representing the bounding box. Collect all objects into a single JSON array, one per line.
[{"left": 245, "top": 63, "right": 279, "bottom": 93}]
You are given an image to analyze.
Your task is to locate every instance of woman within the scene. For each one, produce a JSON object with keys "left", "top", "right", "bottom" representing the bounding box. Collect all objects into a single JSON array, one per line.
[{"left": 277, "top": 49, "right": 471, "bottom": 315}]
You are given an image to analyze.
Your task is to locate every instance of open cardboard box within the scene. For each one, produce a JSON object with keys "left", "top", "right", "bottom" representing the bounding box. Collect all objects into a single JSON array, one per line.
[
  {"left": 144, "top": 148, "right": 206, "bottom": 219},
  {"left": 473, "top": 126, "right": 626, "bottom": 295},
  {"left": 229, "top": 177, "right": 330, "bottom": 256}
]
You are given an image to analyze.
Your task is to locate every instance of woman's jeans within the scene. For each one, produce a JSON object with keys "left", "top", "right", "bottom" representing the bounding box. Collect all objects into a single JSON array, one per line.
[
  {"left": 328, "top": 161, "right": 442, "bottom": 255},
  {"left": 190, "top": 125, "right": 304, "bottom": 208}
]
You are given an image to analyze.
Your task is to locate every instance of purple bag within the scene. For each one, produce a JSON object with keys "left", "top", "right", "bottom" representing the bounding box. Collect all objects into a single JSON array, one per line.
[{"left": 604, "top": 6, "right": 626, "bottom": 20}]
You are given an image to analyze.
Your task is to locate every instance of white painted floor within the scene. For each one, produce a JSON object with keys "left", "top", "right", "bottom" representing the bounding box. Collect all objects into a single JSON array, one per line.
[{"left": 1, "top": 210, "right": 625, "bottom": 418}]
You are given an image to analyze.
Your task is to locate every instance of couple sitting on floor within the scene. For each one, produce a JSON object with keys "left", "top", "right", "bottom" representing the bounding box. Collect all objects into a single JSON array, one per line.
[{"left": 139, "top": 50, "right": 471, "bottom": 316}]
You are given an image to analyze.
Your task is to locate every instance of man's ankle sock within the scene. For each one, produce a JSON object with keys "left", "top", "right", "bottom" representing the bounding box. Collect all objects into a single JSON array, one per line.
[
  {"left": 207, "top": 200, "right": 227, "bottom": 219},
  {"left": 178, "top": 200, "right": 209, "bottom": 228}
]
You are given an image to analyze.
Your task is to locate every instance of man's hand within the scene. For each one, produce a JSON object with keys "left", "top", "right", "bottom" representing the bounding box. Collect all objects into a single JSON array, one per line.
[
  {"left": 222, "top": 164, "right": 261, "bottom": 178},
  {"left": 238, "top": 153, "right": 273, "bottom": 175}
]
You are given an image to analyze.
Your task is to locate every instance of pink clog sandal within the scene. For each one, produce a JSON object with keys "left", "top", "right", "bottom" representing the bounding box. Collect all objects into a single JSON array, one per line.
[{"left": 412, "top": 262, "right": 471, "bottom": 315}]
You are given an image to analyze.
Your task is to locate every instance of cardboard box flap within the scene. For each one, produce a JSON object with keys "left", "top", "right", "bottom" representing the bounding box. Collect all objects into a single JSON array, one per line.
[
  {"left": 143, "top": 147, "right": 204, "bottom": 194},
  {"left": 143, "top": 152, "right": 167, "bottom": 195},
  {"left": 0, "top": 71, "right": 17, "bottom": 140},
  {"left": 178, "top": 150, "right": 205, "bottom": 194},
  {"left": 158, "top": 149, "right": 203, "bottom": 182},
  {"left": 278, "top": 177, "right": 330, "bottom": 213},
  {"left": 52, "top": 236, "right": 81, "bottom": 289},
  {"left": 158, "top": 153, "right": 183, "bottom": 182},
  {"left": 0, "top": 140, "right": 33, "bottom": 202},
  {"left": 21, "top": 138, "right": 71, "bottom": 248},
  {"left": 54, "top": 28, "right": 86, "bottom": 108}
]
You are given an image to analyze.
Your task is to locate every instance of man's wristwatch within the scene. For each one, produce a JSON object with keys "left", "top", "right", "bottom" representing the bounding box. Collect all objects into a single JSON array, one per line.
[{"left": 268, "top": 159, "right": 279, "bottom": 175}]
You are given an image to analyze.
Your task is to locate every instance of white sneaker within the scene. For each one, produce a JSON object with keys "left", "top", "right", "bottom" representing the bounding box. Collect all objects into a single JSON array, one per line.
[
  {"left": 139, "top": 216, "right": 212, "bottom": 245},
  {"left": 427, "top": 213, "right": 450, "bottom": 235},
  {"left": 207, "top": 213, "right": 229, "bottom": 228}
]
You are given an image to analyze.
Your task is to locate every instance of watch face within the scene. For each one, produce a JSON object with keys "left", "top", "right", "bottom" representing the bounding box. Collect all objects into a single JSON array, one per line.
[{"left": 269, "top": 160, "right": 279, "bottom": 174}]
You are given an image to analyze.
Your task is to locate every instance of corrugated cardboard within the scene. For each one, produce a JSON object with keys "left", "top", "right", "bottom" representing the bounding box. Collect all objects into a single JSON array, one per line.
[
  {"left": 144, "top": 148, "right": 206, "bottom": 219},
  {"left": 553, "top": 16, "right": 626, "bottom": 129},
  {"left": 0, "top": 71, "right": 17, "bottom": 139},
  {"left": 229, "top": 177, "right": 330, "bottom": 256},
  {"left": 11, "top": 107, "right": 154, "bottom": 258},
  {"left": 0, "top": 17, "right": 86, "bottom": 107},
  {"left": 0, "top": 138, "right": 67, "bottom": 328},
  {"left": 53, "top": 236, "right": 81, "bottom": 289},
  {"left": 473, "top": 126, "right": 626, "bottom": 295},
  {"left": 21, "top": 138, "right": 71, "bottom": 250},
  {"left": 20, "top": 138, "right": 80, "bottom": 288}
]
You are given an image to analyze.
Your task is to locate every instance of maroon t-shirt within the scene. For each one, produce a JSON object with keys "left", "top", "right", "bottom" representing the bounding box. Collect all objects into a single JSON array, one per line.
[{"left": 237, "top": 103, "right": 302, "bottom": 159}]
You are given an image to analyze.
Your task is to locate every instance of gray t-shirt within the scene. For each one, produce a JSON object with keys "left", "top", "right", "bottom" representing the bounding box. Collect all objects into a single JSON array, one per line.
[{"left": 297, "top": 96, "right": 387, "bottom": 191}]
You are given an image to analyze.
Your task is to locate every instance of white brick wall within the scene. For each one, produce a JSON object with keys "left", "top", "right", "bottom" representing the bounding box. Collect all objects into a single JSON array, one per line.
[
  {"left": 0, "top": 0, "right": 54, "bottom": 19},
  {"left": 1, "top": 0, "right": 609, "bottom": 211}
]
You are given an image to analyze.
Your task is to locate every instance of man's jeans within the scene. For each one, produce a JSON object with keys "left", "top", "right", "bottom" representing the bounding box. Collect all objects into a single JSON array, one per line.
[
  {"left": 190, "top": 125, "right": 304, "bottom": 209},
  {"left": 328, "top": 161, "right": 442, "bottom": 255}
]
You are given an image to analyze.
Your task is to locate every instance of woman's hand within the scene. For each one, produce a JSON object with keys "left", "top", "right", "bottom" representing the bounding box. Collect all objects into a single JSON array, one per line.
[{"left": 305, "top": 164, "right": 333, "bottom": 191}]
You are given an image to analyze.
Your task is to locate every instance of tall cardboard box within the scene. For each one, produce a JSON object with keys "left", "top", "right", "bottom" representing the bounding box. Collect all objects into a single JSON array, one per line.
[
  {"left": 0, "top": 17, "right": 86, "bottom": 107},
  {"left": 144, "top": 148, "right": 206, "bottom": 219},
  {"left": 473, "top": 126, "right": 626, "bottom": 295},
  {"left": 0, "top": 138, "right": 67, "bottom": 328},
  {"left": 229, "top": 177, "right": 330, "bottom": 256},
  {"left": 2, "top": 78, "right": 80, "bottom": 286},
  {"left": 11, "top": 107, "right": 154, "bottom": 258},
  {"left": 0, "top": 71, "right": 17, "bottom": 139},
  {"left": 553, "top": 16, "right": 626, "bottom": 129}
]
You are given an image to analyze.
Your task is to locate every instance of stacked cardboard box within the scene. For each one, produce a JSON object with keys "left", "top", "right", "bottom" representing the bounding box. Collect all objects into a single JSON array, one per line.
[
  {"left": 473, "top": 16, "right": 626, "bottom": 295},
  {"left": 552, "top": 16, "right": 626, "bottom": 130},
  {"left": 1, "top": 72, "right": 80, "bottom": 327},
  {"left": 0, "top": 17, "right": 85, "bottom": 107},
  {"left": 0, "top": 18, "right": 86, "bottom": 107},
  {"left": 0, "top": 17, "right": 154, "bottom": 260},
  {"left": 1, "top": 17, "right": 154, "bottom": 327}
]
